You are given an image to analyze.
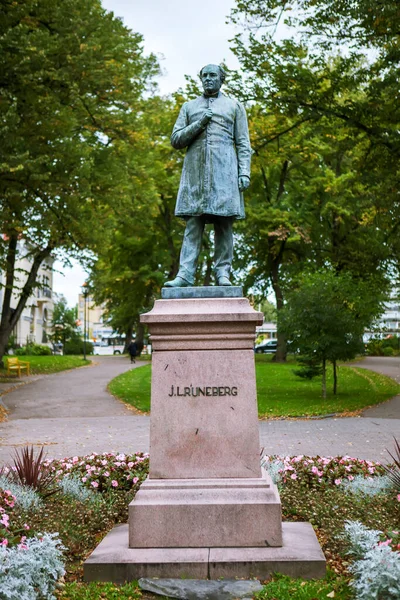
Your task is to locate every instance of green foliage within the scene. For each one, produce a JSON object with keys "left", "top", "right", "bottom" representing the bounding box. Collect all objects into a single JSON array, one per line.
[
  {"left": 0, "top": 0, "right": 159, "bottom": 360},
  {"left": 366, "top": 336, "right": 400, "bottom": 356},
  {"left": 2, "top": 355, "right": 90, "bottom": 374},
  {"left": 109, "top": 359, "right": 400, "bottom": 417},
  {"left": 51, "top": 296, "right": 80, "bottom": 348},
  {"left": 15, "top": 343, "right": 52, "bottom": 356},
  {"left": 293, "top": 355, "right": 323, "bottom": 380},
  {"left": 279, "top": 271, "right": 385, "bottom": 395},
  {"left": 88, "top": 95, "right": 184, "bottom": 339},
  {"left": 63, "top": 339, "right": 93, "bottom": 356},
  {"left": 228, "top": 0, "right": 398, "bottom": 361}
]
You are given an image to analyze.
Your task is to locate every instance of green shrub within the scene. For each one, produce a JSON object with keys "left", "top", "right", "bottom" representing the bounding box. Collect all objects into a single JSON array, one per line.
[
  {"left": 64, "top": 339, "right": 93, "bottom": 355},
  {"left": 15, "top": 344, "right": 51, "bottom": 356},
  {"left": 382, "top": 346, "right": 395, "bottom": 356},
  {"left": 366, "top": 336, "right": 400, "bottom": 356},
  {"left": 293, "top": 354, "right": 323, "bottom": 380}
]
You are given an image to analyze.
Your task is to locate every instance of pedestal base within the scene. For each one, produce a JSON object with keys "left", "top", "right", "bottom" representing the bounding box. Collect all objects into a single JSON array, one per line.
[
  {"left": 129, "top": 473, "right": 282, "bottom": 548},
  {"left": 84, "top": 522, "right": 326, "bottom": 583}
]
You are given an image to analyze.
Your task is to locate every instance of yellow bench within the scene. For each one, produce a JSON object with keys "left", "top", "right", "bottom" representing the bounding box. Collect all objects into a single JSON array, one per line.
[{"left": 6, "top": 357, "right": 31, "bottom": 377}]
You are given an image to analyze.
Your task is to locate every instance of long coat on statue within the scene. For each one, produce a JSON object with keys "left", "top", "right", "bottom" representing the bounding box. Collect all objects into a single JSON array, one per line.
[{"left": 171, "top": 92, "right": 252, "bottom": 220}]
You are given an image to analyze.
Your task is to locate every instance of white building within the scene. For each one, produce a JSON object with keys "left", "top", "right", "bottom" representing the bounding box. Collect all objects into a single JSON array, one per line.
[
  {"left": 364, "top": 289, "right": 400, "bottom": 341},
  {"left": 0, "top": 241, "right": 55, "bottom": 347}
]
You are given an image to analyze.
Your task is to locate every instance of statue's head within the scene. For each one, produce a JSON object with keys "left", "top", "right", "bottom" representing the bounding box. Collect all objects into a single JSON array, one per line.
[{"left": 200, "top": 64, "right": 226, "bottom": 95}]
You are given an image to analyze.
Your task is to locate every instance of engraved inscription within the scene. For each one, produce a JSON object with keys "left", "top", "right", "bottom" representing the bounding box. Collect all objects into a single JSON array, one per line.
[{"left": 168, "top": 385, "right": 238, "bottom": 397}]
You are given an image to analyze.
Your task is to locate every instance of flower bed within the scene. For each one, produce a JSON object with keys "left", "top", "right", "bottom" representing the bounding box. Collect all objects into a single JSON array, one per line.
[{"left": 0, "top": 450, "right": 398, "bottom": 599}]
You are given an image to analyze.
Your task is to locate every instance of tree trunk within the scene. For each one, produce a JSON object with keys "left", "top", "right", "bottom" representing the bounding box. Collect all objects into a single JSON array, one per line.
[
  {"left": 135, "top": 322, "right": 145, "bottom": 356},
  {"left": 322, "top": 357, "right": 327, "bottom": 399},
  {"left": 0, "top": 238, "right": 53, "bottom": 367},
  {"left": 270, "top": 250, "right": 287, "bottom": 363},
  {"left": 333, "top": 360, "right": 338, "bottom": 395},
  {"left": 123, "top": 324, "right": 134, "bottom": 353}
]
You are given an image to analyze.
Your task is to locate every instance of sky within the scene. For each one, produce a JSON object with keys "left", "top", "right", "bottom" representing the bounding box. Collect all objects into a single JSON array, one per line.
[{"left": 53, "top": 0, "right": 240, "bottom": 306}]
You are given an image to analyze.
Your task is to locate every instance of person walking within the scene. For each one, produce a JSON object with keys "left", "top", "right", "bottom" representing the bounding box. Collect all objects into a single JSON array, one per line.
[{"left": 128, "top": 340, "right": 137, "bottom": 364}]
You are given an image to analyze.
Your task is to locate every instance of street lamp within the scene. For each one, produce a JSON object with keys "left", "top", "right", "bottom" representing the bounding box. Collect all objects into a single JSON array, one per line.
[{"left": 81, "top": 283, "right": 88, "bottom": 360}]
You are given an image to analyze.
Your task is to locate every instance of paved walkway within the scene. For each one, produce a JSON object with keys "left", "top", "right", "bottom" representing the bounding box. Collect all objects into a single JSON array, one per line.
[{"left": 0, "top": 356, "right": 398, "bottom": 465}]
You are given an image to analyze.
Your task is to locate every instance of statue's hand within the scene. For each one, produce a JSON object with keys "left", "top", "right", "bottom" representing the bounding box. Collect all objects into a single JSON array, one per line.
[
  {"left": 200, "top": 109, "right": 213, "bottom": 127},
  {"left": 238, "top": 176, "right": 250, "bottom": 192}
]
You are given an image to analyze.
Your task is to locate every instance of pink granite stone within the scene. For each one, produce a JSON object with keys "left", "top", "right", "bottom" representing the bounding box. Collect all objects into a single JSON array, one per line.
[
  {"left": 84, "top": 522, "right": 326, "bottom": 582},
  {"left": 141, "top": 298, "right": 263, "bottom": 480},
  {"left": 129, "top": 472, "right": 282, "bottom": 548},
  {"left": 149, "top": 349, "right": 261, "bottom": 479}
]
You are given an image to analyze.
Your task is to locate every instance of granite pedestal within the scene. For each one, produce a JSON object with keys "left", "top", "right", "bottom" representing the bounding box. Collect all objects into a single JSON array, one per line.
[{"left": 84, "top": 288, "right": 326, "bottom": 582}]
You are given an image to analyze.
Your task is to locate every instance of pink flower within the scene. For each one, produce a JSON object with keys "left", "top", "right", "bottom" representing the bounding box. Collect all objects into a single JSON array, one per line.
[
  {"left": 397, "top": 494, "right": 400, "bottom": 502},
  {"left": 111, "top": 480, "right": 118, "bottom": 487},
  {"left": 1, "top": 514, "right": 9, "bottom": 527},
  {"left": 132, "top": 477, "right": 139, "bottom": 484},
  {"left": 82, "top": 477, "right": 87, "bottom": 483},
  {"left": 0, "top": 538, "right": 8, "bottom": 547},
  {"left": 104, "top": 471, "right": 110, "bottom": 477},
  {"left": 334, "top": 479, "right": 342, "bottom": 485},
  {"left": 91, "top": 481, "right": 99, "bottom": 488},
  {"left": 24, "top": 524, "right": 30, "bottom": 530},
  {"left": 127, "top": 462, "right": 134, "bottom": 468},
  {"left": 347, "top": 475, "right": 354, "bottom": 481},
  {"left": 378, "top": 539, "right": 392, "bottom": 547},
  {"left": 290, "top": 473, "right": 297, "bottom": 480}
]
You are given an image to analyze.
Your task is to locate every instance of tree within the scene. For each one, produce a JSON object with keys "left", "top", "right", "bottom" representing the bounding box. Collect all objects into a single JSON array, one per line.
[
  {"left": 87, "top": 95, "right": 185, "bottom": 349},
  {"left": 0, "top": 0, "right": 158, "bottom": 364},
  {"left": 279, "top": 270, "right": 385, "bottom": 398},
  {"left": 50, "top": 296, "right": 79, "bottom": 353},
  {"left": 227, "top": 1, "right": 398, "bottom": 359}
]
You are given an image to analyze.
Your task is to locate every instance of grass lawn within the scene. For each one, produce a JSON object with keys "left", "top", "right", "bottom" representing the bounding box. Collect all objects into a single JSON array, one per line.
[
  {"left": 108, "top": 355, "right": 400, "bottom": 418},
  {"left": 0, "top": 355, "right": 91, "bottom": 377}
]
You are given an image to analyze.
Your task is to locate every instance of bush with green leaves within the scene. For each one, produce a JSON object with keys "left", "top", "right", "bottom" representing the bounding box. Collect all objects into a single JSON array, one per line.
[
  {"left": 293, "top": 354, "right": 323, "bottom": 380},
  {"left": 0, "top": 532, "right": 65, "bottom": 600},
  {"left": 15, "top": 344, "right": 52, "bottom": 356},
  {"left": 63, "top": 339, "right": 93, "bottom": 355},
  {"left": 365, "top": 336, "right": 400, "bottom": 357}
]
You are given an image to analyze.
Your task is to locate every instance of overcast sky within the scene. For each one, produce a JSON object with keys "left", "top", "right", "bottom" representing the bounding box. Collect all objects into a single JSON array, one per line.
[{"left": 53, "top": 0, "right": 239, "bottom": 306}]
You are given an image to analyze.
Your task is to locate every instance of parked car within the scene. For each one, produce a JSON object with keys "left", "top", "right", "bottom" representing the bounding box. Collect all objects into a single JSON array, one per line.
[{"left": 254, "top": 339, "right": 278, "bottom": 354}]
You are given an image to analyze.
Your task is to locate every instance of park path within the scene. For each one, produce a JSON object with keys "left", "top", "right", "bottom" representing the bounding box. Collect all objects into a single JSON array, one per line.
[
  {"left": 0, "top": 355, "right": 398, "bottom": 465},
  {"left": 351, "top": 356, "right": 400, "bottom": 419}
]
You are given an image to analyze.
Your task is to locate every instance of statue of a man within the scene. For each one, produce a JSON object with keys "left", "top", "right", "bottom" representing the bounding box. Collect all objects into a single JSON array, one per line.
[{"left": 165, "top": 64, "right": 252, "bottom": 288}]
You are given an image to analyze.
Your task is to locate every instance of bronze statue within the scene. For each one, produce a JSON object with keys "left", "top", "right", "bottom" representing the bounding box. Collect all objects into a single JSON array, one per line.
[{"left": 165, "top": 64, "right": 251, "bottom": 288}]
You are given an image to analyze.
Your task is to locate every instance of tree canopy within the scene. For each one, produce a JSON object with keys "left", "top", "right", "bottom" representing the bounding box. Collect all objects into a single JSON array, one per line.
[{"left": 0, "top": 0, "right": 158, "bottom": 361}]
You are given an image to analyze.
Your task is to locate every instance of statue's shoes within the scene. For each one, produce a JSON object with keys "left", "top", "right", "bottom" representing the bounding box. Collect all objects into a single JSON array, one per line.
[
  {"left": 164, "top": 276, "right": 191, "bottom": 288},
  {"left": 217, "top": 276, "right": 232, "bottom": 286}
]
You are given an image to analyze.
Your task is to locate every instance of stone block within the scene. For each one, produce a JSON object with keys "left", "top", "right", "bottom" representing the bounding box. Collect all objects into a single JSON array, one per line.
[
  {"left": 129, "top": 472, "right": 282, "bottom": 548},
  {"left": 84, "top": 525, "right": 209, "bottom": 583},
  {"left": 84, "top": 522, "right": 325, "bottom": 583}
]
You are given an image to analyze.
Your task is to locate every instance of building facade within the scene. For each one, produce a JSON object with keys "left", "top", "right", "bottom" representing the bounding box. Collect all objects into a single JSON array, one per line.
[{"left": 0, "top": 242, "right": 55, "bottom": 347}]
